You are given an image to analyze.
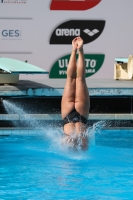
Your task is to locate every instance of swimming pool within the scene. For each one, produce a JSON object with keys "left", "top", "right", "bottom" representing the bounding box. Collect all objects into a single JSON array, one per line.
[{"left": 0, "top": 126, "right": 133, "bottom": 200}]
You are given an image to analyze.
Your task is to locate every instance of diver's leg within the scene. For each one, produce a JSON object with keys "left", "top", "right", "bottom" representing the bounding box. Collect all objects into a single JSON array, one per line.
[
  {"left": 61, "top": 38, "right": 77, "bottom": 119},
  {"left": 75, "top": 37, "right": 90, "bottom": 118}
]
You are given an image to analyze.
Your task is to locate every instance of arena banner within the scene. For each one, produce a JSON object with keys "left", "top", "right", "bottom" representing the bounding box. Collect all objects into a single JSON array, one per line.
[
  {"left": 50, "top": 20, "right": 106, "bottom": 45},
  {"left": 49, "top": 54, "right": 105, "bottom": 78}
]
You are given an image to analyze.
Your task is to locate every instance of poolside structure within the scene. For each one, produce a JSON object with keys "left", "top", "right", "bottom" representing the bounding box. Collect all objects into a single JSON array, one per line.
[
  {"left": 114, "top": 56, "right": 133, "bottom": 80},
  {"left": 0, "top": 58, "right": 49, "bottom": 84},
  {"left": 0, "top": 78, "right": 133, "bottom": 122}
]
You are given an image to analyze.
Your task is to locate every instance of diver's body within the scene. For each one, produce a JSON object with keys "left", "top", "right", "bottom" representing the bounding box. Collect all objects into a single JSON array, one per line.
[{"left": 61, "top": 37, "right": 90, "bottom": 140}]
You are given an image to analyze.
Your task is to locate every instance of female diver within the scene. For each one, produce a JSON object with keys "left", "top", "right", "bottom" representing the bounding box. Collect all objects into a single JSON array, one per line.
[{"left": 61, "top": 37, "right": 90, "bottom": 149}]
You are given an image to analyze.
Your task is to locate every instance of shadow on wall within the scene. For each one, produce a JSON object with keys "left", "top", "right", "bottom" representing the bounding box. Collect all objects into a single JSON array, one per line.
[{"left": 13, "top": 80, "right": 52, "bottom": 89}]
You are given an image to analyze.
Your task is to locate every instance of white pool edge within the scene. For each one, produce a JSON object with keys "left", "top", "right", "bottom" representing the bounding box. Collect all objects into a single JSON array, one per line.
[{"left": 0, "top": 114, "right": 133, "bottom": 120}]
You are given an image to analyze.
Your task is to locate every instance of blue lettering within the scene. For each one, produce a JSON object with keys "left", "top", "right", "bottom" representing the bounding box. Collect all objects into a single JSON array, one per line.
[{"left": 2, "top": 30, "right": 20, "bottom": 37}]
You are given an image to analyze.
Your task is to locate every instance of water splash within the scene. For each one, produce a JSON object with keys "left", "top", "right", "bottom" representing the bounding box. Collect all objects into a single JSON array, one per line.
[
  {"left": 3, "top": 99, "right": 41, "bottom": 128},
  {"left": 2, "top": 99, "right": 106, "bottom": 160},
  {"left": 43, "top": 121, "right": 106, "bottom": 161}
]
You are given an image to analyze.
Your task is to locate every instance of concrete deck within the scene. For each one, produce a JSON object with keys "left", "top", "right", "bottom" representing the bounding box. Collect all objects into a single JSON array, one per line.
[{"left": 0, "top": 79, "right": 133, "bottom": 97}]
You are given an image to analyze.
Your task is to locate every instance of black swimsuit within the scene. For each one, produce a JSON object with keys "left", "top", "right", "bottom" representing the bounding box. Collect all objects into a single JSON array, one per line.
[{"left": 63, "top": 109, "right": 88, "bottom": 125}]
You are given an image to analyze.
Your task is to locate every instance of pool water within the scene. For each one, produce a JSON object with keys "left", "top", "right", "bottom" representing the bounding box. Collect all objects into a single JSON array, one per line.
[{"left": 0, "top": 126, "right": 133, "bottom": 200}]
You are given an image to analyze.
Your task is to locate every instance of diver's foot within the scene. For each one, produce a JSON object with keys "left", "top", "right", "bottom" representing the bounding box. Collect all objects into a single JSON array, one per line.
[
  {"left": 72, "top": 37, "right": 78, "bottom": 52},
  {"left": 76, "top": 37, "right": 83, "bottom": 51}
]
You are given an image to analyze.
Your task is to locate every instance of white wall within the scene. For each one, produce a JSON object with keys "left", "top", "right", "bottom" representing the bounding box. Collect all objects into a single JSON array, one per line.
[{"left": 0, "top": 0, "right": 132, "bottom": 80}]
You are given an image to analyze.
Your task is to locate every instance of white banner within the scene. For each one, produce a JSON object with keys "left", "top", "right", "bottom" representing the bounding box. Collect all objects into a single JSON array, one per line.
[{"left": 0, "top": 0, "right": 132, "bottom": 80}]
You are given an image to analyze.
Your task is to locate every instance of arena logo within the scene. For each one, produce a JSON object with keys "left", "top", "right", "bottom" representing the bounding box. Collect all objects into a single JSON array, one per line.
[
  {"left": 50, "top": 0, "right": 101, "bottom": 10},
  {"left": 1, "top": 30, "right": 22, "bottom": 40},
  {"left": 1, "top": 0, "right": 27, "bottom": 3},
  {"left": 50, "top": 20, "right": 105, "bottom": 45},
  {"left": 49, "top": 54, "right": 105, "bottom": 78}
]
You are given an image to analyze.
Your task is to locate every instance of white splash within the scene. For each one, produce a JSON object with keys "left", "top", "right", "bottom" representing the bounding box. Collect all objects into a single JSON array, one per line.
[
  {"left": 3, "top": 99, "right": 41, "bottom": 128},
  {"left": 3, "top": 99, "right": 105, "bottom": 161}
]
